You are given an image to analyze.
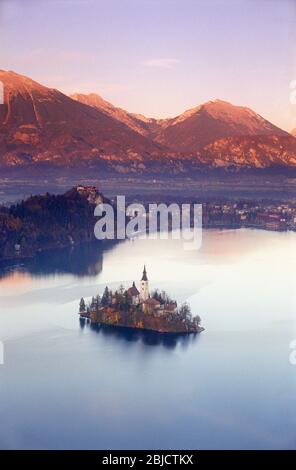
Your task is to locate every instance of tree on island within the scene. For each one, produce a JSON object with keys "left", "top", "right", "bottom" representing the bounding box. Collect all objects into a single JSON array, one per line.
[
  {"left": 193, "top": 314, "right": 201, "bottom": 326},
  {"left": 101, "top": 286, "right": 110, "bottom": 307},
  {"left": 123, "top": 291, "right": 131, "bottom": 310},
  {"left": 151, "top": 289, "right": 162, "bottom": 302},
  {"left": 90, "top": 296, "right": 96, "bottom": 309},
  {"left": 114, "top": 289, "right": 121, "bottom": 305},
  {"left": 179, "top": 302, "right": 192, "bottom": 320},
  {"left": 151, "top": 289, "right": 173, "bottom": 304},
  {"left": 79, "top": 297, "right": 86, "bottom": 313},
  {"left": 118, "top": 291, "right": 128, "bottom": 311},
  {"left": 119, "top": 284, "right": 125, "bottom": 295},
  {"left": 161, "top": 290, "right": 173, "bottom": 304}
]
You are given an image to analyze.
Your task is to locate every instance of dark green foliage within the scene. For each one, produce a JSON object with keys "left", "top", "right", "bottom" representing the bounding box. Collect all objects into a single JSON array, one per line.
[{"left": 0, "top": 187, "right": 107, "bottom": 260}]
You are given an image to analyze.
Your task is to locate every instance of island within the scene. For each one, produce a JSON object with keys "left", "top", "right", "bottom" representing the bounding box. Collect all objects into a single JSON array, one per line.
[{"left": 79, "top": 266, "right": 204, "bottom": 334}]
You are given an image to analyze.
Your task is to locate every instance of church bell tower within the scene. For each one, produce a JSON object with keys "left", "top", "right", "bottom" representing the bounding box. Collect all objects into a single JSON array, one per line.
[{"left": 140, "top": 265, "right": 149, "bottom": 301}]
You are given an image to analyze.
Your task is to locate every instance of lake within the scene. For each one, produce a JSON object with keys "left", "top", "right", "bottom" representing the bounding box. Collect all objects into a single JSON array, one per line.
[{"left": 0, "top": 229, "right": 295, "bottom": 449}]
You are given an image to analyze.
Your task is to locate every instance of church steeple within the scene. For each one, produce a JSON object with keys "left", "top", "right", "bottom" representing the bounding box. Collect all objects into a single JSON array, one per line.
[
  {"left": 141, "top": 265, "right": 148, "bottom": 282},
  {"left": 140, "top": 265, "right": 149, "bottom": 301}
]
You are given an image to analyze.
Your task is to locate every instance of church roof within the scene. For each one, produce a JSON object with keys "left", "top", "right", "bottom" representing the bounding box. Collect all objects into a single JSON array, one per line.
[
  {"left": 127, "top": 282, "right": 140, "bottom": 296},
  {"left": 141, "top": 265, "right": 148, "bottom": 281},
  {"left": 143, "top": 298, "right": 160, "bottom": 305},
  {"left": 164, "top": 303, "right": 177, "bottom": 311}
]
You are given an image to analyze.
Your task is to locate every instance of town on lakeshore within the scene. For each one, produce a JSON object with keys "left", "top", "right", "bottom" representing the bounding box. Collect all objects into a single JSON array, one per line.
[
  {"left": 79, "top": 266, "right": 203, "bottom": 334},
  {"left": 2, "top": 183, "right": 296, "bottom": 262}
]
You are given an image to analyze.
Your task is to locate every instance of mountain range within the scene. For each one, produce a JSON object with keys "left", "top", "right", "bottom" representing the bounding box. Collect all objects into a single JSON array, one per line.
[{"left": 0, "top": 69, "right": 295, "bottom": 174}]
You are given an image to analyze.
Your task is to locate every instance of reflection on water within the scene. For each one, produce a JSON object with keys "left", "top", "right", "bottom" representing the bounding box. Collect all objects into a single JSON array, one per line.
[
  {"left": 0, "top": 241, "right": 118, "bottom": 279},
  {"left": 0, "top": 229, "right": 296, "bottom": 450},
  {"left": 83, "top": 318, "right": 199, "bottom": 350}
]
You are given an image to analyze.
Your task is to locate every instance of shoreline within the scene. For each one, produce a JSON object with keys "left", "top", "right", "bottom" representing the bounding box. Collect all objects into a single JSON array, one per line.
[
  {"left": 0, "top": 224, "right": 293, "bottom": 265},
  {"left": 80, "top": 314, "right": 205, "bottom": 335},
  {"left": 79, "top": 311, "right": 204, "bottom": 335}
]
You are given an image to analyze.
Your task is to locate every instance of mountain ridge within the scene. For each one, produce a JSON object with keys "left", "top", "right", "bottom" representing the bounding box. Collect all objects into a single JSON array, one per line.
[
  {"left": 0, "top": 70, "right": 163, "bottom": 168},
  {"left": 0, "top": 69, "right": 295, "bottom": 173}
]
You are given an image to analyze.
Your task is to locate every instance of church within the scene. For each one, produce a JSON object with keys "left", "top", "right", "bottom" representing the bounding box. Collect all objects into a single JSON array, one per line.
[
  {"left": 127, "top": 265, "right": 150, "bottom": 305},
  {"left": 126, "top": 266, "right": 177, "bottom": 315}
]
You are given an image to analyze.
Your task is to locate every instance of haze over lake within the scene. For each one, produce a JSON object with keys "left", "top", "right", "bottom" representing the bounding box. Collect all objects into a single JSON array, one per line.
[{"left": 0, "top": 229, "right": 295, "bottom": 449}]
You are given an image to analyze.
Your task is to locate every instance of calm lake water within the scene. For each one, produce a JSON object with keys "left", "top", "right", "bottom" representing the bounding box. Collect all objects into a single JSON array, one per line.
[{"left": 0, "top": 229, "right": 295, "bottom": 450}]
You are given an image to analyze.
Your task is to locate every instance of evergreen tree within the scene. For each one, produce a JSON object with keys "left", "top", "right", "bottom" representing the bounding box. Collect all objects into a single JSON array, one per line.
[
  {"left": 101, "top": 286, "right": 110, "bottom": 306},
  {"left": 90, "top": 296, "right": 96, "bottom": 309},
  {"left": 151, "top": 289, "right": 162, "bottom": 302},
  {"left": 124, "top": 291, "right": 130, "bottom": 308},
  {"left": 119, "top": 284, "right": 125, "bottom": 295},
  {"left": 79, "top": 297, "right": 86, "bottom": 313}
]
